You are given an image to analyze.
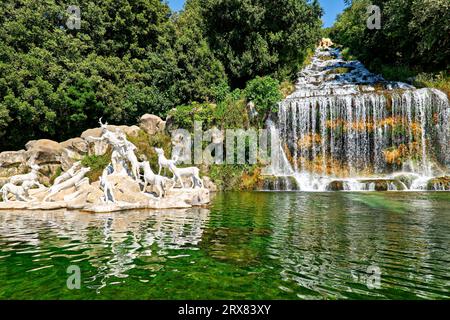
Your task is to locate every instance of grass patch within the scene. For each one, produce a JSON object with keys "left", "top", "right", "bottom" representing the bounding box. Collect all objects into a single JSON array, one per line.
[
  {"left": 49, "top": 166, "right": 62, "bottom": 185},
  {"left": 414, "top": 72, "right": 450, "bottom": 98},
  {"left": 378, "top": 65, "right": 417, "bottom": 82},
  {"left": 341, "top": 47, "right": 356, "bottom": 61},
  {"left": 326, "top": 67, "right": 351, "bottom": 75},
  {"left": 280, "top": 80, "right": 295, "bottom": 98},
  {"left": 207, "top": 164, "right": 262, "bottom": 191},
  {"left": 319, "top": 55, "right": 334, "bottom": 61},
  {"left": 127, "top": 129, "right": 172, "bottom": 171},
  {"left": 300, "top": 47, "right": 315, "bottom": 68},
  {"left": 81, "top": 150, "right": 112, "bottom": 183}
]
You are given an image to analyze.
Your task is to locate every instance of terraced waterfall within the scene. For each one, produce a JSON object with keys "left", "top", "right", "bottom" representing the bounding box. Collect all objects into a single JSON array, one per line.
[{"left": 264, "top": 48, "right": 450, "bottom": 191}]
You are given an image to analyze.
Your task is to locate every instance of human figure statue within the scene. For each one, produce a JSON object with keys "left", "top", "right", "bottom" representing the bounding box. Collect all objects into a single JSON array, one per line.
[
  {"left": 87, "top": 118, "right": 140, "bottom": 180},
  {"left": 86, "top": 118, "right": 127, "bottom": 175},
  {"left": 53, "top": 161, "right": 82, "bottom": 186},
  {"left": 44, "top": 167, "right": 91, "bottom": 202},
  {"left": 116, "top": 130, "right": 140, "bottom": 181},
  {"left": 100, "top": 164, "right": 116, "bottom": 203}
]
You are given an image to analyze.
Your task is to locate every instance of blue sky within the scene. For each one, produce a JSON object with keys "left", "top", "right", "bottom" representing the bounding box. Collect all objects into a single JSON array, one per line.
[{"left": 166, "top": 0, "right": 346, "bottom": 28}]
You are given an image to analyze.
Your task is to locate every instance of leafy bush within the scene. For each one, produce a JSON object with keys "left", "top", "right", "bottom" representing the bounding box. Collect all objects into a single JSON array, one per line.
[
  {"left": 81, "top": 151, "right": 112, "bottom": 183},
  {"left": 378, "top": 65, "right": 417, "bottom": 82},
  {"left": 244, "top": 76, "right": 283, "bottom": 122},
  {"left": 215, "top": 90, "right": 249, "bottom": 129},
  {"left": 280, "top": 80, "right": 295, "bottom": 98},
  {"left": 168, "top": 102, "right": 216, "bottom": 131},
  {"left": 414, "top": 72, "right": 450, "bottom": 98},
  {"left": 127, "top": 130, "right": 172, "bottom": 172}
]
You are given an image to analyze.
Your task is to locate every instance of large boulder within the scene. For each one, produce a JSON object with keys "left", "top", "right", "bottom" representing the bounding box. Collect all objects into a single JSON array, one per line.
[
  {"left": 107, "top": 174, "right": 150, "bottom": 203},
  {"left": 0, "top": 150, "right": 27, "bottom": 167},
  {"left": 24, "top": 139, "right": 64, "bottom": 181},
  {"left": 202, "top": 176, "right": 218, "bottom": 192},
  {"left": 0, "top": 150, "right": 28, "bottom": 178},
  {"left": 80, "top": 125, "right": 140, "bottom": 139},
  {"left": 60, "top": 137, "right": 89, "bottom": 155},
  {"left": 139, "top": 114, "right": 166, "bottom": 136},
  {"left": 59, "top": 137, "right": 89, "bottom": 170},
  {"left": 25, "top": 139, "right": 63, "bottom": 164}
]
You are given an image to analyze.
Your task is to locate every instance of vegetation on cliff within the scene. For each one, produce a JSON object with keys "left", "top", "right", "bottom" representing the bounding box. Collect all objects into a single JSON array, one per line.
[
  {"left": 0, "top": 0, "right": 322, "bottom": 151},
  {"left": 330, "top": 0, "right": 449, "bottom": 95}
]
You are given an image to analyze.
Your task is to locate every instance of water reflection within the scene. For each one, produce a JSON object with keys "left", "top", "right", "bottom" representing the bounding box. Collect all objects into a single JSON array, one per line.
[
  {"left": 265, "top": 193, "right": 450, "bottom": 299},
  {"left": 0, "top": 192, "right": 449, "bottom": 299},
  {"left": 0, "top": 208, "right": 209, "bottom": 292}
]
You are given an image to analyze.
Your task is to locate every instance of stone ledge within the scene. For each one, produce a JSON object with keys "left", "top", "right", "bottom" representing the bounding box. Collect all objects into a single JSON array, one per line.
[{"left": 0, "top": 187, "right": 210, "bottom": 213}]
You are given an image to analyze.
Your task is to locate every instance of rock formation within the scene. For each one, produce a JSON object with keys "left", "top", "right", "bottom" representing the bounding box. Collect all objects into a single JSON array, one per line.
[{"left": 0, "top": 116, "right": 212, "bottom": 212}]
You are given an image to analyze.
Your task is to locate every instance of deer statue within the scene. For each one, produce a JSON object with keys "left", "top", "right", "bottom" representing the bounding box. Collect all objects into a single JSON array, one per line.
[
  {"left": 44, "top": 167, "right": 90, "bottom": 202},
  {"left": 9, "top": 163, "right": 44, "bottom": 188},
  {"left": 154, "top": 147, "right": 177, "bottom": 176},
  {"left": 154, "top": 147, "right": 203, "bottom": 189},
  {"left": 53, "top": 161, "right": 82, "bottom": 186},
  {"left": 1, "top": 180, "right": 40, "bottom": 202},
  {"left": 139, "top": 161, "right": 170, "bottom": 198}
]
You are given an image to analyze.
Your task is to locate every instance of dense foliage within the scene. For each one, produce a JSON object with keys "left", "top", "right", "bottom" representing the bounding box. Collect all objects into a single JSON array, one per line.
[
  {"left": 0, "top": 0, "right": 322, "bottom": 150},
  {"left": 197, "top": 0, "right": 323, "bottom": 87},
  {"left": 168, "top": 75, "right": 283, "bottom": 131},
  {"left": 331, "top": 0, "right": 450, "bottom": 72}
]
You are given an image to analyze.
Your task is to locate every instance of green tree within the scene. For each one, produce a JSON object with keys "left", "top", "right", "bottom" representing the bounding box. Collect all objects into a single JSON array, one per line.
[
  {"left": 193, "top": 0, "right": 323, "bottom": 87},
  {"left": 331, "top": 0, "right": 449, "bottom": 71}
]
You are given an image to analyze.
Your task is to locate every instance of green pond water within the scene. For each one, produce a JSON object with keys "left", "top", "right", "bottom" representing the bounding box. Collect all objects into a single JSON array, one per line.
[{"left": 0, "top": 192, "right": 449, "bottom": 300}]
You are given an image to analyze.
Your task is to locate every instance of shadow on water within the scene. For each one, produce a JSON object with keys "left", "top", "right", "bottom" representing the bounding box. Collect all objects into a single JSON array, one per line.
[{"left": 0, "top": 191, "right": 449, "bottom": 299}]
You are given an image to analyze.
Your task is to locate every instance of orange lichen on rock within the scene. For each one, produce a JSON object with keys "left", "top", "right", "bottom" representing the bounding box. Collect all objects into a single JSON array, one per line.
[
  {"left": 297, "top": 134, "right": 322, "bottom": 149},
  {"left": 383, "top": 143, "right": 423, "bottom": 165}
]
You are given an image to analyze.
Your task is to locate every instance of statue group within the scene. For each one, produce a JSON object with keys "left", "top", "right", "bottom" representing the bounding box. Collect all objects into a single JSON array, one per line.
[{"left": 1, "top": 118, "right": 204, "bottom": 204}]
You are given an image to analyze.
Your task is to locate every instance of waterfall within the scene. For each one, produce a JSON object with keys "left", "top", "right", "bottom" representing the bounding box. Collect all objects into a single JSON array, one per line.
[{"left": 267, "top": 48, "right": 450, "bottom": 191}]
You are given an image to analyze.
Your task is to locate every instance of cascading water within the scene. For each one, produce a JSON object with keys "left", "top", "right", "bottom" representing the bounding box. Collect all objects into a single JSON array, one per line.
[{"left": 267, "top": 47, "right": 450, "bottom": 191}]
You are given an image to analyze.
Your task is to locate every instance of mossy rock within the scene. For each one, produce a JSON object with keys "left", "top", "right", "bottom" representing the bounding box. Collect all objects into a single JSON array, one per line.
[
  {"left": 325, "top": 67, "right": 352, "bottom": 75},
  {"left": 359, "top": 179, "right": 406, "bottom": 191},
  {"left": 318, "top": 55, "right": 334, "bottom": 61},
  {"left": 326, "top": 180, "right": 344, "bottom": 191},
  {"left": 393, "top": 173, "right": 418, "bottom": 189},
  {"left": 426, "top": 176, "right": 450, "bottom": 191},
  {"left": 258, "top": 176, "right": 299, "bottom": 191}
]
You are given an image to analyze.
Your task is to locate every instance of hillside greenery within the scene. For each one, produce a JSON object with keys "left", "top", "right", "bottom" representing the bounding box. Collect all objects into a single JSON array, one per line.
[
  {"left": 330, "top": 0, "right": 449, "bottom": 94},
  {"left": 0, "top": 0, "right": 322, "bottom": 150}
]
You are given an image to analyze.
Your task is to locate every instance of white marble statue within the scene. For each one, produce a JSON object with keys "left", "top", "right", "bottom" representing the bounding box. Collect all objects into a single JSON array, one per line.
[
  {"left": 44, "top": 167, "right": 90, "bottom": 202},
  {"left": 9, "top": 163, "right": 45, "bottom": 188},
  {"left": 1, "top": 180, "right": 40, "bottom": 202},
  {"left": 154, "top": 147, "right": 203, "bottom": 189},
  {"left": 100, "top": 164, "right": 116, "bottom": 203},
  {"left": 116, "top": 130, "right": 140, "bottom": 181},
  {"left": 87, "top": 118, "right": 127, "bottom": 175},
  {"left": 53, "top": 161, "right": 82, "bottom": 186},
  {"left": 170, "top": 166, "right": 204, "bottom": 189},
  {"left": 87, "top": 119, "right": 140, "bottom": 180},
  {"left": 155, "top": 147, "right": 177, "bottom": 176},
  {"left": 139, "top": 161, "right": 169, "bottom": 198}
]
